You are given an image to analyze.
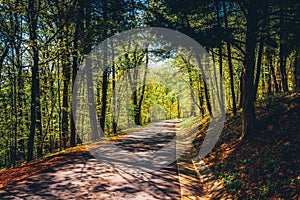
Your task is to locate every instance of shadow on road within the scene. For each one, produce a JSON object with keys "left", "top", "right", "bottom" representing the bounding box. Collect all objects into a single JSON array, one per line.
[{"left": 0, "top": 120, "right": 181, "bottom": 200}]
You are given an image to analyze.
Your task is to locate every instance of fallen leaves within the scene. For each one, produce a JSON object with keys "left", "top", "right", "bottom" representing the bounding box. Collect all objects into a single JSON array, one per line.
[
  {"left": 0, "top": 146, "right": 87, "bottom": 189},
  {"left": 202, "top": 92, "right": 300, "bottom": 199}
]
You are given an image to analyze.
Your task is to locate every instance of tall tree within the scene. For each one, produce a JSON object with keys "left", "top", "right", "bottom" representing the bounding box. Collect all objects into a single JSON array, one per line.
[
  {"left": 27, "top": 0, "right": 42, "bottom": 161},
  {"left": 279, "top": 1, "right": 289, "bottom": 92},
  {"left": 99, "top": 0, "right": 108, "bottom": 137},
  {"left": 70, "top": 1, "right": 82, "bottom": 147},
  {"left": 241, "top": 0, "right": 259, "bottom": 137},
  {"left": 223, "top": 1, "right": 237, "bottom": 114}
]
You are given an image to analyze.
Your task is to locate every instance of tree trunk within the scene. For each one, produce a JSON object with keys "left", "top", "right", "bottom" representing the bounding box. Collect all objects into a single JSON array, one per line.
[
  {"left": 126, "top": 51, "right": 147, "bottom": 125},
  {"left": 198, "top": 76, "right": 205, "bottom": 117},
  {"left": 70, "top": 8, "right": 81, "bottom": 147},
  {"left": 132, "top": 67, "right": 140, "bottom": 125},
  {"left": 294, "top": 47, "right": 300, "bottom": 90},
  {"left": 279, "top": 2, "right": 289, "bottom": 92},
  {"left": 62, "top": 54, "right": 70, "bottom": 149},
  {"left": 12, "top": 44, "right": 17, "bottom": 166},
  {"left": 27, "top": 0, "right": 42, "bottom": 161},
  {"left": 177, "top": 97, "right": 180, "bottom": 118},
  {"left": 57, "top": 61, "right": 62, "bottom": 151},
  {"left": 223, "top": 0, "right": 237, "bottom": 114},
  {"left": 187, "top": 62, "right": 196, "bottom": 116},
  {"left": 196, "top": 52, "right": 213, "bottom": 117},
  {"left": 216, "top": 3, "right": 225, "bottom": 115},
  {"left": 137, "top": 50, "right": 148, "bottom": 122},
  {"left": 0, "top": 45, "right": 9, "bottom": 77},
  {"left": 100, "top": 67, "right": 108, "bottom": 136},
  {"left": 70, "top": 80, "right": 77, "bottom": 147},
  {"left": 86, "top": 57, "right": 100, "bottom": 141},
  {"left": 239, "top": 73, "right": 243, "bottom": 109},
  {"left": 241, "top": 0, "right": 258, "bottom": 138},
  {"left": 204, "top": 81, "right": 212, "bottom": 117},
  {"left": 99, "top": 0, "right": 108, "bottom": 136},
  {"left": 111, "top": 42, "right": 117, "bottom": 134},
  {"left": 267, "top": 55, "right": 278, "bottom": 94},
  {"left": 254, "top": 40, "right": 264, "bottom": 101}
]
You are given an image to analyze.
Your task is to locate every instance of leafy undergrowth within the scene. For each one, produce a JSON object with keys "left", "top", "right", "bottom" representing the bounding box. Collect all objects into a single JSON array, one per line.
[{"left": 197, "top": 92, "right": 300, "bottom": 199}]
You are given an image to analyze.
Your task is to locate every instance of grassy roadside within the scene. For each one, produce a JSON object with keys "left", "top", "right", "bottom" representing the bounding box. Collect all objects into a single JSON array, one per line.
[{"left": 176, "top": 114, "right": 232, "bottom": 199}]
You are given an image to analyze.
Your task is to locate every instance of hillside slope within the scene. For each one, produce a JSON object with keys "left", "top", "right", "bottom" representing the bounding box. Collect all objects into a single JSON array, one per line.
[{"left": 199, "top": 92, "right": 300, "bottom": 199}]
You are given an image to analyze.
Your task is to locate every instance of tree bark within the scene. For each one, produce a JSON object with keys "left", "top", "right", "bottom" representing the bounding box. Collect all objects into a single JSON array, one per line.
[
  {"left": 204, "top": 81, "right": 212, "bottom": 117},
  {"left": 266, "top": 56, "right": 272, "bottom": 95},
  {"left": 241, "top": 0, "right": 258, "bottom": 138},
  {"left": 137, "top": 50, "right": 148, "bottom": 122},
  {"left": 0, "top": 45, "right": 9, "bottom": 77},
  {"left": 198, "top": 76, "right": 205, "bottom": 117},
  {"left": 294, "top": 47, "right": 300, "bottom": 90},
  {"left": 239, "top": 72, "right": 243, "bottom": 109},
  {"left": 223, "top": 0, "right": 237, "bottom": 114},
  {"left": 86, "top": 57, "right": 100, "bottom": 141},
  {"left": 268, "top": 55, "right": 279, "bottom": 93},
  {"left": 254, "top": 40, "right": 264, "bottom": 101},
  {"left": 186, "top": 60, "right": 196, "bottom": 116},
  {"left": 27, "top": 0, "right": 42, "bottom": 161},
  {"left": 111, "top": 41, "right": 117, "bottom": 134},
  {"left": 62, "top": 54, "right": 70, "bottom": 149},
  {"left": 279, "top": 2, "right": 289, "bottom": 92},
  {"left": 70, "top": 5, "right": 82, "bottom": 147},
  {"left": 99, "top": 0, "right": 108, "bottom": 136}
]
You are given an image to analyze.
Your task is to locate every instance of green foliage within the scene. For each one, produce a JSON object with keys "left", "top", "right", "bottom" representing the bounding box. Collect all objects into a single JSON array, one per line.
[{"left": 0, "top": 4, "right": 299, "bottom": 200}]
